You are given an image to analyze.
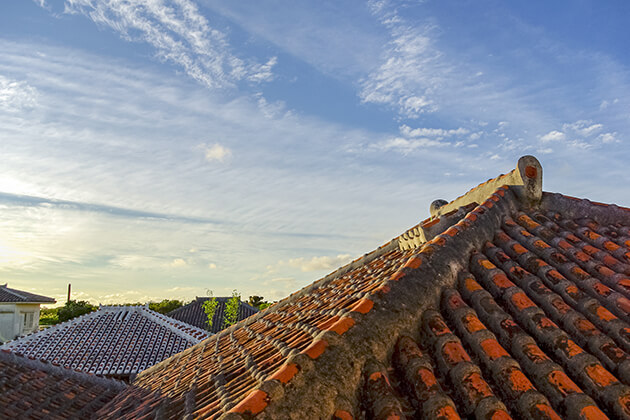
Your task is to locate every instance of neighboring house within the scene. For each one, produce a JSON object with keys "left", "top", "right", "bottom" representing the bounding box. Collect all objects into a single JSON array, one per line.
[
  {"left": 1, "top": 304, "right": 208, "bottom": 380},
  {"left": 4, "top": 155, "right": 630, "bottom": 419},
  {"left": 0, "top": 283, "right": 55, "bottom": 343},
  {"left": 167, "top": 297, "right": 258, "bottom": 333}
]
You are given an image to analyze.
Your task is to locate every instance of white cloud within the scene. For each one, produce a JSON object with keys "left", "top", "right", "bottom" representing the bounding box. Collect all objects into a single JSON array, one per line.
[
  {"left": 56, "top": 0, "right": 274, "bottom": 88},
  {"left": 110, "top": 254, "right": 163, "bottom": 270},
  {"left": 540, "top": 130, "right": 565, "bottom": 142},
  {"left": 285, "top": 254, "right": 352, "bottom": 272},
  {"left": 202, "top": 143, "right": 232, "bottom": 162},
  {"left": 598, "top": 132, "right": 619, "bottom": 144},
  {"left": 539, "top": 120, "right": 611, "bottom": 149},
  {"left": 208, "top": 263, "right": 217, "bottom": 269},
  {"left": 247, "top": 56, "right": 277, "bottom": 83},
  {"left": 0, "top": 75, "right": 38, "bottom": 111},
  {"left": 359, "top": 7, "right": 442, "bottom": 118},
  {"left": 373, "top": 136, "right": 444, "bottom": 154},
  {"left": 369, "top": 123, "right": 474, "bottom": 155},
  {"left": 170, "top": 258, "right": 187, "bottom": 267},
  {"left": 599, "top": 98, "right": 618, "bottom": 110},
  {"left": 562, "top": 120, "right": 603, "bottom": 137},
  {"left": 400, "top": 125, "right": 469, "bottom": 138},
  {"left": 33, "top": 0, "right": 51, "bottom": 10},
  {"left": 165, "top": 286, "right": 197, "bottom": 293},
  {"left": 255, "top": 92, "right": 289, "bottom": 119},
  {"left": 566, "top": 139, "right": 594, "bottom": 150}
]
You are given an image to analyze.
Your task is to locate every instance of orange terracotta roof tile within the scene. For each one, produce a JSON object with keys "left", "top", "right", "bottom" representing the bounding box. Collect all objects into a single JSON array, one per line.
[{"left": 5, "top": 155, "right": 629, "bottom": 419}]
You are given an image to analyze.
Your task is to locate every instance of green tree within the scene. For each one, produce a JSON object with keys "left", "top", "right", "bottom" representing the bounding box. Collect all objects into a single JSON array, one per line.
[
  {"left": 149, "top": 299, "right": 185, "bottom": 314},
  {"left": 39, "top": 307, "right": 60, "bottom": 325},
  {"left": 258, "top": 302, "right": 272, "bottom": 310},
  {"left": 202, "top": 292, "right": 218, "bottom": 330},
  {"left": 224, "top": 290, "right": 241, "bottom": 328},
  {"left": 57, "top": 300, "right": 97, "bottom": 322},
  {"left": 248, "top": 295, "right": 271, "bottom": 310},
  {"left": 248, "top": 295, "right": 264, "bottom": 308}
]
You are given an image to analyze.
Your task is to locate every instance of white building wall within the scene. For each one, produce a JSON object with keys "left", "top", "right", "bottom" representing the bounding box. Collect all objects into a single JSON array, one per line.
[{"left": 0, "top": 303, "right": 41, "bottom": 343}]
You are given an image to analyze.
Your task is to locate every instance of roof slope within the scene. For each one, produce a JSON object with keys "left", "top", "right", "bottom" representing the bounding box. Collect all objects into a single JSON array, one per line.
[
  {"left": 167, "top": 297, "right": 259, "bottom": 333},
  {"left": 93, "top": 156, "right": 630, "bottom": 419},
  {"left": 0, "top": 350, "right": 125, "bottom": 419},
  {"left": 1, "top": 305, "right": 209, "bottom": 378},
  {"left": 0, "top": 283, "right": 56, "bottom": 303}
]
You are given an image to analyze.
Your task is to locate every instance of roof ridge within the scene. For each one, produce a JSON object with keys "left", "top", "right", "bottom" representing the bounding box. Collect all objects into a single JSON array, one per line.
[
  {"left": 430, "top": 155, "right": 542, "bottom": 218},
  {"left": 223, "top": 186, "right": 520, "bottom": 419},
  {"left": 140, "top": 306, "right": 209, "bottom": 342},
  {"left": 135, "top": 158, "right": 537, "bottom": 385},
  {"left": 399, "top": 155, "right": 543, "bottom": 251}
]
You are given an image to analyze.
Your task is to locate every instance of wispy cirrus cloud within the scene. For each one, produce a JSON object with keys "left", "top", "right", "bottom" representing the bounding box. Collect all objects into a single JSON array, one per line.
[
  {"left": 359, "top": 15, "right": 441, "bottom": 118},
  {"left": 53, "top": 0, "right": 276, "bottom": 88}
]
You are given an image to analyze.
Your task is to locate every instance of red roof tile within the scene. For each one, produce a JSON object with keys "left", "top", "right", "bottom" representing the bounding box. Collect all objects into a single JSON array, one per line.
[
  {"left": 91, "top": 156, "right": 630, "bottom": 419},
  {"left": 1, "top": 305, "right": 208, "bottom": 379},
  {"left": 0, "top": 350, "right": 124, "bottom": 419},
  {"left": 6, "top": 154, "right": 627, "bottom": 419}
]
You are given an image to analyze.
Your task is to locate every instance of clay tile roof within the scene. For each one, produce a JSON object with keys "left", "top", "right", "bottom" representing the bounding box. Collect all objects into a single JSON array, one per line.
[
  {"left": 91, "top": 155, "right": 630, "bottom": 419},
  {"left": 167, "top": 297, "right": 259, "bottom": 333},
  {"left": 1, "top": 305, "right": 209, "bottom": 379},
  {"left": 0, "top": 350, "right": 125, "bottom": 419},
  {"left": 0, "top": 284, "right": 56, "bottom": 303}
]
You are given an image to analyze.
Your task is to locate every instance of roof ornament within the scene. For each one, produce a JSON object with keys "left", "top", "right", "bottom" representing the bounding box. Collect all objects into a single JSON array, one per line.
[
  {"left": 515, "top": 155, "right": 543, "bottom": 206},
  {"left": 429, "top": 199, "right": 448, "bottom": 218},
  {"left": 399, "top": 155, "right": 543, "bottom": 251},
  {"left": 432, "top": 155, "right": 543, "bottom": 219}
]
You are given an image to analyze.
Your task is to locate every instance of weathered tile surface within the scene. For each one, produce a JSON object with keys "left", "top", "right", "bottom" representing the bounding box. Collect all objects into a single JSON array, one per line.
[{"left": 0, "top": 350, "right": 124, "bottom": 419}]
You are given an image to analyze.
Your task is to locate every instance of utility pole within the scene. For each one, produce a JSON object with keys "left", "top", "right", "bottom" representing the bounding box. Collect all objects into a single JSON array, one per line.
[{"left": 67, "top": 283, "right": 71, "bottom": 303}]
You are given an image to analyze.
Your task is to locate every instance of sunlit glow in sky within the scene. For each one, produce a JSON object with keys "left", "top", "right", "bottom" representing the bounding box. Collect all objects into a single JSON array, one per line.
[{"left": 1, "top": 0, "right": 629, "bottom": 306}]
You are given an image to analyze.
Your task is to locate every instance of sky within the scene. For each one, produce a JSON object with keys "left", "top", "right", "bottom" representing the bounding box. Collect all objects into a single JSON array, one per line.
[{"left": 1, "top": 0, "right": 629, "bottom": 306}]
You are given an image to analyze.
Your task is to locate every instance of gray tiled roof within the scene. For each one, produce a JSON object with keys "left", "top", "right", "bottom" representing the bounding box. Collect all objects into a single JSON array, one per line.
[
  {"left": 1, "top": 305, "right": 209, "bottom": 378},
  {"left": 167, "top": 297, "right": 258, "bottom": 333},
  {"left": 0, "top": 284, "right": 55, "bottom": 303}
]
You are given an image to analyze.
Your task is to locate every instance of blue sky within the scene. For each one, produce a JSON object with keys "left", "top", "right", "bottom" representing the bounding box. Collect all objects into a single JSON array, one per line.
[{"left": 1, "top": 0, "right": 629, "bottom": 306}]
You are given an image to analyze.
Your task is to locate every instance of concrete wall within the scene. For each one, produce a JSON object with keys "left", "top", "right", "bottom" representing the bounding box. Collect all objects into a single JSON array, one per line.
[{"left": 0, "top": 303, "right": 41, "bottom": 343}]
